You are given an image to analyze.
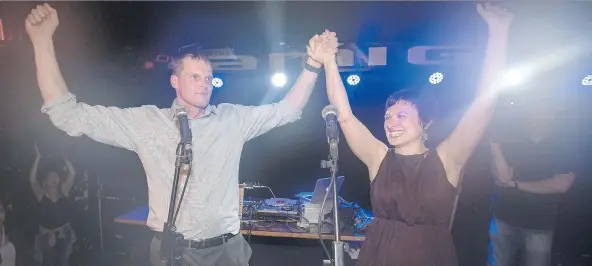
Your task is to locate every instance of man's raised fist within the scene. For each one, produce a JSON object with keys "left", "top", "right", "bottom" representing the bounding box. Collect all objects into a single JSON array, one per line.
[{"left": 25, "top": 3, "right": 59, "bottom": 44}]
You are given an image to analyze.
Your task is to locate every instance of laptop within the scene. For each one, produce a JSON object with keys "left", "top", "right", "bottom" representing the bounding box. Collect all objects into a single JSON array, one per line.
[{"left": 310, "top": 176, "right": 345, "bottom": 204}]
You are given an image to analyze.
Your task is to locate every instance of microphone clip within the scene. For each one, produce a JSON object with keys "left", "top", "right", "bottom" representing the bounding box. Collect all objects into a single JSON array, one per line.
[{"left": 321, "top": 159, "right": 336, "bottom": 169}]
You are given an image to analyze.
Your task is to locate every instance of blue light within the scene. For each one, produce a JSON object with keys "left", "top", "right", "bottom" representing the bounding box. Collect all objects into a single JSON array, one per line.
[
  {"left": 581, "top": 74, "right": 592, "bottom": 86},
  {"left": 346, "top": 74, "right": 360, "bottom": 86},
  {"left": 212, "top": 77, "right": 224, "bottom": 88},
  {"left": 429, "top": 72, "right": 444, "bottom": 85}
]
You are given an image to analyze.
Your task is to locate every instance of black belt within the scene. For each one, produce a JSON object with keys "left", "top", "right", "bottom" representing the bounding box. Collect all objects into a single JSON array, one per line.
[{"left": 154, "top": 231, "right": 238, "bottom": 249}]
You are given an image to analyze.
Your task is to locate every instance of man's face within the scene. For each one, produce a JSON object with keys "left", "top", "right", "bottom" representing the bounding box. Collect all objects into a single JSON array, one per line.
[{"left": 170, "top": 59, "right": 214, "bottom": 109}]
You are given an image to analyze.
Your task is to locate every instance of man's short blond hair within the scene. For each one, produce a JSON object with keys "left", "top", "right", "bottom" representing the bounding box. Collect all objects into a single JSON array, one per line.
[{"left": 168, "top": 53, "right": 211, "bottom": 75}]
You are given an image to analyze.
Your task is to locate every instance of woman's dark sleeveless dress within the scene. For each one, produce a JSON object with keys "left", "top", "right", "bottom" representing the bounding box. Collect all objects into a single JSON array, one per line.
[
  {"left": 356, "top": 149, "right": 459, "bottom": 266},
  {"left": 38, "top": 196, "right": 74, "bottom": 230}
]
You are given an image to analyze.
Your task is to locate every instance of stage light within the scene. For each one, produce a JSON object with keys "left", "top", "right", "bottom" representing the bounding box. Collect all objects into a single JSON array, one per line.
[
  {"left": 581, "top": 74, "right": 592, "bottom": 86},
  {"left": 504, "top": 100, "right": 515, "bottom": 108},
  {"left": 271, "top": 73, "right": 287, "bottom": 88},
  {"left": 346, "top": 74, "right": 360, "bottom": 86},
  {"left": 212, "top": 77, "right": 223, "bottom": 88},
  {"left": 429, "top": 72, "right": 443, "bottom": 85},
  {"left": 499, "top": 67, "right": 531, "bottom": 88}
]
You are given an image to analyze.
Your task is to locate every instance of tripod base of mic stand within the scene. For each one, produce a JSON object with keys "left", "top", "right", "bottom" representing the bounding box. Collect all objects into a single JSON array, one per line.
[{"left": 322, "top": 241, "right": 345, "bottom": 266}]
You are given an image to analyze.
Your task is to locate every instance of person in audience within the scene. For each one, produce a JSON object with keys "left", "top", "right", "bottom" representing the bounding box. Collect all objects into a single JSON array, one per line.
[
  {"left": 29, "top": 144, "right": 76, "bottom": 266},
  {"left": 489, "top": 100, "right": 577, "bottom": 266},
  {"left": 321, "top": 3, "right": 513, "bottom": 265},
  {"left": 0, "top": 198, "right": 16, "bottom": 266}
]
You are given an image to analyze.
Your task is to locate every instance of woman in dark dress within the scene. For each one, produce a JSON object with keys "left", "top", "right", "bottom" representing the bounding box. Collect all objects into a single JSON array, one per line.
[
  {"left": 29, "top": 144, "right": 77, "bottom": 266},
  {"left": 318, "top": 4, "right": 513, "bottom": 265}
]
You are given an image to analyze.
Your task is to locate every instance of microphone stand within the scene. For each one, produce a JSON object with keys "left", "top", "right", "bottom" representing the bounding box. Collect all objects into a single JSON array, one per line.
[
  {"left": 321, "top": 141, "right": 344, "bottom": 266},
  {"left": 162, "top": 141, "right": 193, "bottom": 266}
]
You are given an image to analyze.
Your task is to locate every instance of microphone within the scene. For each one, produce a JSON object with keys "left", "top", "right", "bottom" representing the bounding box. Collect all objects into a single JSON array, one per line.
[
  {"left": 322, "top": 105, "right": 339, "bottom": 161},
  {"left": 175, "top": 106, "right": 192, "bottom": 146}
]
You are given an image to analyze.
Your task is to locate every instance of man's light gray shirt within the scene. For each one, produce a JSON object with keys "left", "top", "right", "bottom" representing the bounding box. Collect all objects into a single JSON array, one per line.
[{"left": 42, "top": 93, "right": 301, "bottom": 240}]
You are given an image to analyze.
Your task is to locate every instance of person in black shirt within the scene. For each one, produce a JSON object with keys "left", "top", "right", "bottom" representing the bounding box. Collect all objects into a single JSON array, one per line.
[
  {"left": 29, "top": 144, "right": 77, "bottom": 266},
  {"left": 489, "top": 103, "right": 576, "bottom": 266}
]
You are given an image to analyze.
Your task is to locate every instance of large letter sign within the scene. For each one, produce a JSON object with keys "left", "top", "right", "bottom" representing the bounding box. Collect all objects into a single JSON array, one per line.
[
  {"left": 269, "top": 44, "right": 388, "bottom": 73},
  {"left": 407, "top": 45, "right": 472, "bottom": 65}
]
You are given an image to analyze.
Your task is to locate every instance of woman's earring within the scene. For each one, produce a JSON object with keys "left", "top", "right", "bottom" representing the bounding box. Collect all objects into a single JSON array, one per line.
[{"left": 422, "top": 131, "right": 428, "bottom": 141}]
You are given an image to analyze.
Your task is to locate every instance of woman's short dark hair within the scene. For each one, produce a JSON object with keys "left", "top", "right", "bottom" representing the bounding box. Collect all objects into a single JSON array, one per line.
[
  {"left": 385, "top": 87, "right": 438, "bottom": 126},
  {"left": 38, "top": 159, "right": 66, "bottom": 183}
]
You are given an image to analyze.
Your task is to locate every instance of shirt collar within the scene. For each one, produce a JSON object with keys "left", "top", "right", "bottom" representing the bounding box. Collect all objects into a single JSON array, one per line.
[{"left": 170, "top": 99, "right": 217, "bottom": 120}]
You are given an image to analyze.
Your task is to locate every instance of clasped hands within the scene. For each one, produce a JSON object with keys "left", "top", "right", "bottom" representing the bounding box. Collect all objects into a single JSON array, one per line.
[{"left": 306, "top": 29, "right": 340, "bottom": 68}]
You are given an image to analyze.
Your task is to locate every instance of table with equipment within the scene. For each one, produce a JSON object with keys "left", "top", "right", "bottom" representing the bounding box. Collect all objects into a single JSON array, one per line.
[
  {"left": 114, "top": 204, "right": 365, "bottom": 242},
  {"left": 113, "top": 178, "right": 372, "bottom": 265}
]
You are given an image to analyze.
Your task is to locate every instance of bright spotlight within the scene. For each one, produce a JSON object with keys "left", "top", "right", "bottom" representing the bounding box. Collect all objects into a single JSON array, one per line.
[
  {"left": 271, "top": 73, "right": 287, "bottom": 88},
  {"left": 581, "top": 74, "right": 592, "bottom": 86},
  {"left": 429, "top": 72, "right": 444, "bottom": 85},
  {"left": 346, "top": 74, "right": 360, "bottom": 86},
  {"left": 212, "top": 77, "right": 223, "bottom": 88},
  {"left": 499, "top": 68, "right": 531, "bottom": 88}
]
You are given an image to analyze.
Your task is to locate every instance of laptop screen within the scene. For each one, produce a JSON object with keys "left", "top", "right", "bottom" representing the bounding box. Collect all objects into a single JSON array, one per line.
[{"left": 310, "top": 176, "right": 345, "bottom": 203}]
